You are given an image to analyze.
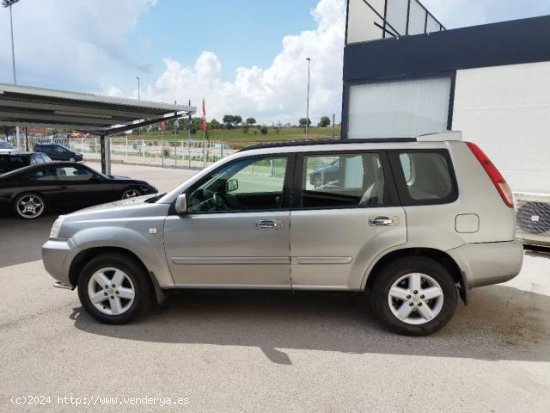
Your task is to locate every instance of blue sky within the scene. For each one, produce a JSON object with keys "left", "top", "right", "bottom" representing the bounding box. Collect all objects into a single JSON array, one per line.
[
  {"left": 126, "top": 0, "right": 319, "bottom": 86},
  {"left": 1, "top": 0, "right": 550, "bottom": 123}
]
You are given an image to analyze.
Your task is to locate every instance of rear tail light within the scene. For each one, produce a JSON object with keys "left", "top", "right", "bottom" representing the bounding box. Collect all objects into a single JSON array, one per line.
[{"left": 466, "top": 142, "right": 514, "bottom": 208}]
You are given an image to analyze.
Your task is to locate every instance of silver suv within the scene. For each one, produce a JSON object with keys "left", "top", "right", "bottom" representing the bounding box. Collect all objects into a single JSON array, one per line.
[{"left": 42, "top": 132, "right": 523, "bottom": 335}]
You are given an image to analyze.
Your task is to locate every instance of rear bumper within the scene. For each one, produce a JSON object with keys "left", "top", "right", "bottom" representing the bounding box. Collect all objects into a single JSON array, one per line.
[{"left": 448, "top": 241, "right": 524, "bottom": 289}]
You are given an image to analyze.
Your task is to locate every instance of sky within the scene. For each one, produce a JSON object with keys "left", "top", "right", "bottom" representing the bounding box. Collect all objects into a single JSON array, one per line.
[{"left": 1, "top": 0, "right": 550, "bottom": 124}]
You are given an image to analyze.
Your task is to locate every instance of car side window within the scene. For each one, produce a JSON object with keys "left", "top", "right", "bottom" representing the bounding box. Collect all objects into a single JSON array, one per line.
[
  {"left": 54, "top": 165, "right": 93, "bottom": 181},
  {"left": 187, "top": 156, "right": 288, "bottom": 214},
  {"left": 394, "top": 151, "right": 457, "bottom": 205},
  {"left": 300, "top": 152, "right": 387, "bottom": 209},
  {"left": 28, "top": 167, "right": 58, "bottom": 181}
]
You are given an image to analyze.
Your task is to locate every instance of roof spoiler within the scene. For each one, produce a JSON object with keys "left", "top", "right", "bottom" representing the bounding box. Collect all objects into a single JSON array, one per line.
[{"left": 416, "top": 131, "right": 463, "bottom": 142}]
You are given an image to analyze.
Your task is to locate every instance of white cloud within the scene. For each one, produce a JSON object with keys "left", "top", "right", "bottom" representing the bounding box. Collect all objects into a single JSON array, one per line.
[
  {"left": 0, "top": 0, "right": 157, "bottom": 89},
  {"left": 140, "top": 0, "right": 346, "bottom": 124}
]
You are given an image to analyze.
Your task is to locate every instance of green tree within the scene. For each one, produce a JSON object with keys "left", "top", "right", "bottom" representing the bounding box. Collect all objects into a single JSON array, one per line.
[
  {"left": 318, "top": 116, "right": 331, "bottom": 127},
  {"left": 233, "top": 115, "right": 243, "bottom": 126},
  {"left": 209, "top": 119, "right": 221, "bottom": 129},
  {"left": 223, "top": 115, "right": 234, "bottom": 129},
  {"left": 246, "top": 117, "right": 257, "bottom": 126},
  {"left": 299, "top": 118, "right": 312, "bottom": 128},
  {"left": 260, "top": 126, "right": 269, "bottom": 135}
]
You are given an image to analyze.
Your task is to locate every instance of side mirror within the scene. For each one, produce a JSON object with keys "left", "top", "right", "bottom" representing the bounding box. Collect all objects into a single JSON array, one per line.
[
  {"left": 175, "top": 194, "right": 187, "bottom": 215},
  {"left": 226, "top": 178, "right": 239, "bottom": 193}
]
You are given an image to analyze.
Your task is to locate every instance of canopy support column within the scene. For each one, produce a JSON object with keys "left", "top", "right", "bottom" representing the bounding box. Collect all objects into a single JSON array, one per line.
[{"left": 100, "top": 134, "right": 111, "bottom": 175}]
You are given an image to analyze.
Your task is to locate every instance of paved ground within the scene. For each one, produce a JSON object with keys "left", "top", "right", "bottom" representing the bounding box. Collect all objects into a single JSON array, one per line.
[{"left": 1, "top": 163, "right": 550, "bottom": 412}]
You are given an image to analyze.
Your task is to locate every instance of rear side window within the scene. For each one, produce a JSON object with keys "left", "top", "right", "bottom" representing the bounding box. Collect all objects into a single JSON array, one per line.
[
  {"left": 298, "top": 152, "right": 391, "bottom": 209},
  {"left": 393, "top": 150, "right": 457, "bottom": 205}
]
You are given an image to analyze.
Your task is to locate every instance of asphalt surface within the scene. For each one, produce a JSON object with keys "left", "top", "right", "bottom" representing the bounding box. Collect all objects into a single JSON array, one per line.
[{"left": 1, "top": 163, "right": 550, "bottom": 412}]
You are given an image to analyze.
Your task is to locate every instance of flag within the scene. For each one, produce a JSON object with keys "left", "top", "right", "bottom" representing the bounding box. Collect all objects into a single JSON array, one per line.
[{"left": 201, "top": 98, "right": 207, "bottom": 131}]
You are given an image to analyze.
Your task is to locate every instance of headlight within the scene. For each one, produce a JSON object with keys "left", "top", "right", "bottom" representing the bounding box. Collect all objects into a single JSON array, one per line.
[{"left": 49, "top": 216, "right": 65, "bottom": 240}]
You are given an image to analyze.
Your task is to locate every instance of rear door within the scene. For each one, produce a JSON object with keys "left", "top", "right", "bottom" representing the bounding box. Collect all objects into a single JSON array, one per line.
[{"left": 290, "top": 150, "right": 407, "bottom": 290}]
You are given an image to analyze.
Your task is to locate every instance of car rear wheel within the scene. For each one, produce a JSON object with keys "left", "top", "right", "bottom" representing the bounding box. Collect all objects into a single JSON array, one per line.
[
  {"left": 14, "top": 193, "right": 46, "bottom": 219},
  {"left": 121, "top": 188, "right": 141, "bottom": 199},
  {"left": 371, "top": 256, "right": 458, "bottom": 336},
  {"left": 77, "top": 253, "right": 152, "bottom": 324}
]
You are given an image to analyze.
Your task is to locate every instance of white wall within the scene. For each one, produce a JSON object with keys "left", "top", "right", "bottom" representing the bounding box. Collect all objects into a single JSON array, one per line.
[
  {"left": 347, "top": 77, "right": 451, "bottom": 139},
  {"left": 453, "top": 62, "right": 550, "bottom": 194}
]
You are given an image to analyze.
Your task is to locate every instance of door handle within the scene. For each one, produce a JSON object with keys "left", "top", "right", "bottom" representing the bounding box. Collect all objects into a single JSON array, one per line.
[
  {"left": 256, "top": 219, "right": 282, "bottom": 230},
  {"left": 369, "top": 216, "right": 395, "bottom": 226}
]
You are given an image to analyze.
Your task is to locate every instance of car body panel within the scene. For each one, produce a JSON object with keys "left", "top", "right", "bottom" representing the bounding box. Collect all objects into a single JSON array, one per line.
[
  {"left": 164, "top": 211, "right": 291, "bottom": 288},
  {"left": 290, "top": 207, "right": 406, "bottom": 289},
  {"left": 42, "top": 138, "right": 523, "bottom": 299}
]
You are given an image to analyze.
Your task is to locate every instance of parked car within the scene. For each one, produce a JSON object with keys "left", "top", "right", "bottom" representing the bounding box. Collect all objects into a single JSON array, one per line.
[
  {"left": 0, "top": 141, "right": 16, "bottom": 155},
  {"left": 0, "top": 162, "right": 157, "bottom": 219},
  {"left": 0, "top": 152, "right": 52, "bottom": 174},
  {"left": 42, "top": 132, "right": 523, "bottom": 335},
  {"left": 309, "top": 158, "right": 340, "bottom": 188},
  {"left": 33, "top": 143, "right": 83, "bottom": 162}
]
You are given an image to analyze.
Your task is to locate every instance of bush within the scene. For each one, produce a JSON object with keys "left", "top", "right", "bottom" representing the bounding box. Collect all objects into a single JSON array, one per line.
[
  {"left": 260, "top": 126, "right": 268, "bottom": 135},
  {"left": 162, "top": 147, "right": 171, "bottom": 158}
]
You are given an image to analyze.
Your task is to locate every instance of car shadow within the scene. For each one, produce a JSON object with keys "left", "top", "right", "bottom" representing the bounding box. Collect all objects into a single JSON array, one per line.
[
  {"left": 0, "top": 213, "right": 58, "bottom": 268},
  {"left": 72, "top": 284, "right": 550, "bottom": 365}
]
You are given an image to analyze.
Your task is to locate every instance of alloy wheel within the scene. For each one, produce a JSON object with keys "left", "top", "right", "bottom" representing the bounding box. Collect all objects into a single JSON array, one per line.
[
  {"left": 387, "top": 272, "right": 444, "bottom": 325},
  {"left": 16, "top": 194, "right": 45, "bottom": 219},
  {"left": 87, "top": 267, "right": 136, "bottom": 316}
]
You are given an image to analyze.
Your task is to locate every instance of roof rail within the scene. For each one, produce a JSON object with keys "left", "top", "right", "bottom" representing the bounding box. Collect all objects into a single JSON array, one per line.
[
  {"left": 416, "top": 131, "right": 463, "bottom": 142},
  {"left": 239, "top": 138, "right": 417, "bottom": 152}
]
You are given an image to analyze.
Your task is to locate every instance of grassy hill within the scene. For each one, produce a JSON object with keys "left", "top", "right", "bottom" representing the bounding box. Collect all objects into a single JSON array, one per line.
[{"left": 128, "top": 126, "right": 341, "bottom": 149}]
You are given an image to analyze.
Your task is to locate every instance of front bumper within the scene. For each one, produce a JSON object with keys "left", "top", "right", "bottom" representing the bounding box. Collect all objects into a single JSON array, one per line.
[
  {"left": 448, "top": 241, "right": 524, "bottom": 289},
  {"left": 42, "top": 239, "right": 73, "bottom": 287}
]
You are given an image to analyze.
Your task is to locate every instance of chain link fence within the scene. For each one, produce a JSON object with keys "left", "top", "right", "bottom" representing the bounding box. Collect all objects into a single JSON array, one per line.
[{"left": 26, "top": 136, "right": 234, "bottom": 169}]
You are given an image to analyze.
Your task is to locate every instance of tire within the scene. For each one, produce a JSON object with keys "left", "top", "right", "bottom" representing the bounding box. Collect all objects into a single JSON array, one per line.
[
  {"left": 121, "top": 187, "right": 141, "bottom": 200},
  {"left": 371, "top": 256, "right": 458, "bottom": 336},
  {"left": 14, "top": 192, "right": 47, "bottom": 219},
  {"left": 77, "top": 253, "right": 152, "bottom": 324}
]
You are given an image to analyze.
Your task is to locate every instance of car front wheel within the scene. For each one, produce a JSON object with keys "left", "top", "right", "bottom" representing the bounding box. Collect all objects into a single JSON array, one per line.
[
  {"left": 371, "top": 256, "right": 458, "bottom": 336},
  {"left": 77, "top": 253, "right": 152, "bottom": 324},
  {"left": 121, "top": 188, "right": 141, "bottom": 199}
]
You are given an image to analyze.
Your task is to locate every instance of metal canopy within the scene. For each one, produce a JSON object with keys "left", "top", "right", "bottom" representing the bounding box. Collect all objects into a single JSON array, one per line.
[{"left": 0, "top": 83, "right": 196, "bottom": 173}]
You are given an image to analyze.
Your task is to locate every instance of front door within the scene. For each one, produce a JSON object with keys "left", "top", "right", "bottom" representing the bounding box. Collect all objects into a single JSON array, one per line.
[
  {"left": 290, "top": 151, "right": 407, "bottom": 290},
  {"left": 164, "top": 154, "right": 293, "bottom": 288}
]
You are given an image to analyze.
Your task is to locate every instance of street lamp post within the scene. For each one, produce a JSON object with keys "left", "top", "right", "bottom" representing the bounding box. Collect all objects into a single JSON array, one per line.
[
  {"left": 136, "top": 76, "right": 141, "bottom": 100},
  {"left": 305, "top": 57, "right": 311, "bottom": 140},
  {"left": 3, "top": 0, "right": 20, "bottom": 148},
  {"left": 136, "top": 76, "right": 141, "bottom": 135},
  {"left": 2, "top": 0, "right": 19, "bottom": 85}
]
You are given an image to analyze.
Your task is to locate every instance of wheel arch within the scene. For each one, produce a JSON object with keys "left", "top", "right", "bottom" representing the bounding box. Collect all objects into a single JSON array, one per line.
[
  {"left": 364, "top": 248, "right": 469, "bottom": 304},
  {"left": 69, "top": 246, "right": 166, "bottom": 304}
]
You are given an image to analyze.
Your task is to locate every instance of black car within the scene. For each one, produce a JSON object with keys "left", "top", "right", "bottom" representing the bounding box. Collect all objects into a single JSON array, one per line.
[
  {"left": 309, "top": 159, "right": 340, "bottom": 188},
  {"left": 0, "top": 152, "right": 52, "bottom": 174},
  {"left": 33, "top": 143, "right": 84, "bottom": 162},
  {"left": 0, "top": 162, "right": 157, "bottom": 219}
]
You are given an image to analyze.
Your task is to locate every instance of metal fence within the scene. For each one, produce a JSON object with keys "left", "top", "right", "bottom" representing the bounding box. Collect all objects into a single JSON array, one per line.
[{"left": 27, "top": 136, "right": 234, "bottom": 170}]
